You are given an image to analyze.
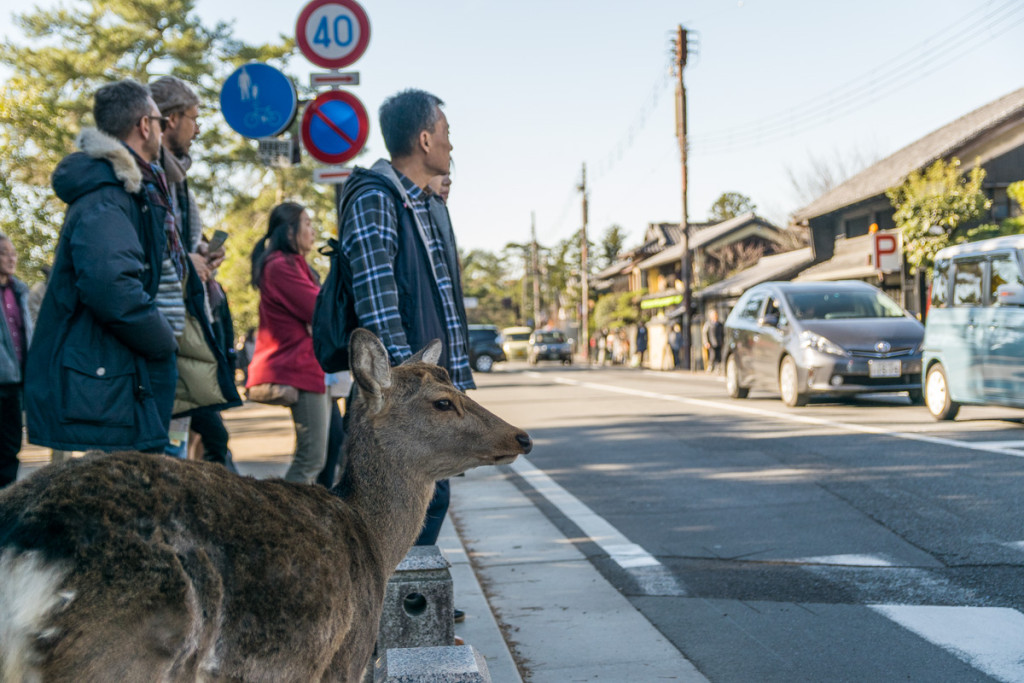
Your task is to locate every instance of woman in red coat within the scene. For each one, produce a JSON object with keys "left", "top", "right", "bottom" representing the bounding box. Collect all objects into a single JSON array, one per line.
[{"left": 246, "top": 202, "right": 328, "bottom": 483}]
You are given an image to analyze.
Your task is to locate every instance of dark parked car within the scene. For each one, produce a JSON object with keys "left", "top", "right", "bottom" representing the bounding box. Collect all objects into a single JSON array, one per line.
[
  {"left": 723, "top": 281, "right": 924, "bottom": 406},
  {"left": 467, "top": 324, "right": 506, "bottom": 372},
  {"left": 528, "top": 330, "right": 573, "bottom": 365}
]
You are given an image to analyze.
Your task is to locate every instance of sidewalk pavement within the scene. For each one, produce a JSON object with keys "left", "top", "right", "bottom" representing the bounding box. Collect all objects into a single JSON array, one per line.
[{"left": 18, "top": 401, "right": 707, "bottom": 682}]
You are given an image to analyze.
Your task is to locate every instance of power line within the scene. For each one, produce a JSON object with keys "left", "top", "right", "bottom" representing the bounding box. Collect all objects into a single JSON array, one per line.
[
  {"left": 690, "top": 0, "right": 1024, "bottom": 154},
  {"left": 694, "top": 0, "right": 1018, "bottom": 147}
]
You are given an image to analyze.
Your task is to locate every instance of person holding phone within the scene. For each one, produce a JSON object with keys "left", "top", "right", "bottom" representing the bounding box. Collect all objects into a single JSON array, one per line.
[{"left": 149, "top": 76, "right": 241, "bottom": 457}]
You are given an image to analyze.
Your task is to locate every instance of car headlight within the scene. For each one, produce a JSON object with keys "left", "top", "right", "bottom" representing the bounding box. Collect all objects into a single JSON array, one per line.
[{"left": 799, "top": 330, "right": 848, "bottom": 357}]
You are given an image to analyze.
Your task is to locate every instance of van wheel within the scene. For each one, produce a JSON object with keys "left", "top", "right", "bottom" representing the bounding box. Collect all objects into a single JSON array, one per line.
[
  {"left": 474, "top": 355, "right": 494, "bottom": 373},
  {"left": 725, "top": 355, "right": 748, "bottom": 399},
  {"left": 779, "top": 356, "right": 808, "bottom": 407},
  {"left": 925, "top": 363, "right": 960, "bottom": 420}
]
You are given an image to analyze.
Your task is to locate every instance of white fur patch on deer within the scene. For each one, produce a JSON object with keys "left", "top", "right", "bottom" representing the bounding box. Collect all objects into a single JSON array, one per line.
[{"left": 0, "top": 329, "right": 532, "bottom": 682}]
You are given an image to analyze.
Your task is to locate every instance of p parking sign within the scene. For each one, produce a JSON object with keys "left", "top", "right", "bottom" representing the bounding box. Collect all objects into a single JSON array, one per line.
[{"left": 296, "top": 0, "right": 371, "bottom": 70}]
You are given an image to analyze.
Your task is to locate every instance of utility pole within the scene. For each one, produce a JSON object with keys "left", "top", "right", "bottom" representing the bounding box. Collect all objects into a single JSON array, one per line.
[
  {"left": 531, "top": 212, "right": 541, "bottom": 327},
  {"left": 579, "top": 163, "right": 590, "bottom": 364},
  {"left": 675, "top": 24, "right": 693, "bottom": 370}
]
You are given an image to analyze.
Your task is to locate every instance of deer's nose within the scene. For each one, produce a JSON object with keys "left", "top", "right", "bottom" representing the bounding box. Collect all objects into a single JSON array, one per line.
[{"left": 516, "top": 432, "right": 533, "bottom": 454}]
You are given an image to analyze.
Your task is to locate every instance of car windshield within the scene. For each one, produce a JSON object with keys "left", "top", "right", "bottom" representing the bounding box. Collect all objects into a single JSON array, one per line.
[
  {"left": 785, "top": 290, "right": 907, "bottom": 320},
  {"left": 505, "top": 332, "right": 531, "bottom": 342},
  {"left": 534, "top": 332, "right": 566, "bottom": 343}
]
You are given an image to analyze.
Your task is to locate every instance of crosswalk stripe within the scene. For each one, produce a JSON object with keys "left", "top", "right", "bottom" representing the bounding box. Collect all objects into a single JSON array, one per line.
[
  {"left": 870, "top": 605, "right": 1024, "bottom": 682},
  {"left": 509, "top": 456, "right": 687, "bottom": 596}
]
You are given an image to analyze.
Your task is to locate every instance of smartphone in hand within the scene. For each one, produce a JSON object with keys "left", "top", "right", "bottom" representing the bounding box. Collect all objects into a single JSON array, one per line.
[{"left": 207, "top": 229, "right": 229, "bottom": 253}]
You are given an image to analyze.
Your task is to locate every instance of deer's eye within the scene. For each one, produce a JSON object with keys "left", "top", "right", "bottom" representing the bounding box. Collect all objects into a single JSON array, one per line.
[{"left": 433, "top": 399, "right": 454, "bottom": 411}]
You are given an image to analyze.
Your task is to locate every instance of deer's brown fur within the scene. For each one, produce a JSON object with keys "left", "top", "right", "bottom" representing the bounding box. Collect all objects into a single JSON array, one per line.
[{"left": 0, "top": 329, "right": 531, "bottom": 682}]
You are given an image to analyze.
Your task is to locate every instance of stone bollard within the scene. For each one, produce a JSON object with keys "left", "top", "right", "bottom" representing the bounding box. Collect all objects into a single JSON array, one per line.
[
  {"left": 378, "top": 545, "right": 455, "bottom": 651},
  {"left": 374, "top": 645, "right": 491, "bottom": 683}
]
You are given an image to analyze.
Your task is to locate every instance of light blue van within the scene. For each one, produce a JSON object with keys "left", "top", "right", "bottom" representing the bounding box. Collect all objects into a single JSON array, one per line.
[{"left": 923, "top": 235, "right": 1024, "bottom": 420}]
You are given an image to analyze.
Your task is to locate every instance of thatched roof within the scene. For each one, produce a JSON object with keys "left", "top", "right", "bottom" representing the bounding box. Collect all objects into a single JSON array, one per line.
[{"left": 793, "top": 87, "right": 1024, "bottom": 222}]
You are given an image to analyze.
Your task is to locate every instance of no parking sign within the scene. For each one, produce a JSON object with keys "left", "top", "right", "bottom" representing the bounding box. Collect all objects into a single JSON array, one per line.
[{"left": 301, "top": 90, "right": 369, "bottom": 165}]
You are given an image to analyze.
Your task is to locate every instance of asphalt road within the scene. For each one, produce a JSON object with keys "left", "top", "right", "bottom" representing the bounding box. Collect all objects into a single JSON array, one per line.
[{"left": 474, "top": 361, "right": 1024, "bottom": 682}]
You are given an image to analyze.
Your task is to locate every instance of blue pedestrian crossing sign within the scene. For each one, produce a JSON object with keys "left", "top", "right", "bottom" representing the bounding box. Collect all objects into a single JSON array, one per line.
[{"left": 220, "top": 63, "right": 298, "bottom": 139}]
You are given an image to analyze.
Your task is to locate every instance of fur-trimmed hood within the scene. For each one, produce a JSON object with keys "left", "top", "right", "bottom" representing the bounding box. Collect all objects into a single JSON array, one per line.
[{"left": 52, "top": 127, "right": 143, "bottom": 204}]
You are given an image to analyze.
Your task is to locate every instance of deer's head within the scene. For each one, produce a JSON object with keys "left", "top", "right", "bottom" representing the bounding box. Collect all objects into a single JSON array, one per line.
[{"left": 349, "top": 329, "right": 532, "bottom": 480}]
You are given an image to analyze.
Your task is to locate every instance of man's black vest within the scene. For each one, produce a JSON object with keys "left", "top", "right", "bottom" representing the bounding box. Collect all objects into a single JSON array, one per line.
[{"left": 338, "top": 167, "right": 458, "bottom": 370}]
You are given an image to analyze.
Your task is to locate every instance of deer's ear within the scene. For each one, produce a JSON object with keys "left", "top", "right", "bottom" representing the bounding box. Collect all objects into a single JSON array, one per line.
[
  {"left": 405, "top": 338, "right": 442, "bottom": 366},
  {"left": 350, "top": 329, "right": 392, "bottom": 412}
]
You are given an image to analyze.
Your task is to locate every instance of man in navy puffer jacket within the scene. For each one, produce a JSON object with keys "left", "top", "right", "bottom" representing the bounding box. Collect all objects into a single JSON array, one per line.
[{"left": 25, "top": 80, "right": 179, "bottom": 452}]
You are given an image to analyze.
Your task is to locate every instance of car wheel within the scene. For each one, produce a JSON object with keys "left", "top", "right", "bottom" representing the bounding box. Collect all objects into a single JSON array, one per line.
[
  {"left": 474, "top": 354, "right": 494, "bottom": 373},
  {"left": 725, "top": 354, "right": 749, "bottom": 399},
  {"left": 779, "top": 356, "right": 808, "bottom": 407},
  {"left": 907, "top": 388, "right": 925, "bottom": 405},
  {"left": 925, "top": 363, "right": 960, "bottom": 420}
]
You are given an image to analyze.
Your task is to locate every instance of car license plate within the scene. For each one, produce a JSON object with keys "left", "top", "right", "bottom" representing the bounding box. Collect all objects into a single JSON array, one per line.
[{"left": 869, "top": 359, "right": 901, "bottom": 378}]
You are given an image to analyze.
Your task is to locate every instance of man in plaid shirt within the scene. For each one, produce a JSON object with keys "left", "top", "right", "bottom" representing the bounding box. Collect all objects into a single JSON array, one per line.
[{"left": 337, "top": 89, "right": 473, "bottom": 549}]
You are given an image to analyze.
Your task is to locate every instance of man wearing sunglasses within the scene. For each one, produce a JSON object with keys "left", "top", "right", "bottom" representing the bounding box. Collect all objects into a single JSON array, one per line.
[
  {"left": 148, "top": 75, "right": 241, "bottom": 463},
  {"left": 24, "top": 79, "right": 181, "bottom": 454}
]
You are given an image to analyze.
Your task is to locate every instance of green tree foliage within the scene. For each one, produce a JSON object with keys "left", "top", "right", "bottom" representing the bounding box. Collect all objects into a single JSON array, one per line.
[
  {"left": 0, "top": 0, "right": 340, "bottom": 340},
  {"left": 708, "top": 192, "right": 756, "bottom": 222},
  {"left": 592, "top": 291, "right": 641, "bottom": 333},
  {"left": 886, "top": 158, "right": 991, "bottom": 272},
  {"left": 461, "top": 248, "right": 519, "bottom": 328},
  {"left": 963, "top": 179, "right": 1024, "bottom": 242},
  {"left": 598, "top": 224, "right": 627, "bottom": 269}
]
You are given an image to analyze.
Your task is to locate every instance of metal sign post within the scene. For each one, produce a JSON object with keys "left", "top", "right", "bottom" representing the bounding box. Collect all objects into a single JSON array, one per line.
[{"left": 296, "top": 0, "right": 370, "bottom": 184}]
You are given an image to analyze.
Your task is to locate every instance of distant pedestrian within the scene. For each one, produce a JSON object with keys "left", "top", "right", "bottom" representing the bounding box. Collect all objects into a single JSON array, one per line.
[
  {"left": 0, "top": 234, "right": 31, "bottom": 487},
  {"left": 702, "top": 309, "right": 724, "bottom": 373},
  {"left": 635, "top": 321, "right": 648, "bottom": 367},
  {"left": 668, "top": 323, "right": 683, "bottom": 369},
  {"left": 246, "top": 202, "right": 328, "bottom": 484}
]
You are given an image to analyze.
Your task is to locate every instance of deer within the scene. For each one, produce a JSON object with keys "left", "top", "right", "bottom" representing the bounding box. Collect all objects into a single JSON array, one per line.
[{"left": 0, "top": 328, "right": 532, "bottom": 682}]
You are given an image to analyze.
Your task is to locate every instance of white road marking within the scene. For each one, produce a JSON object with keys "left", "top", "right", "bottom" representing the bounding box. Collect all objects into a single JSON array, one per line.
[
  {"left": 509, "top": 456, "right": 686, "bottom": 595},
  {"left": 870, "top": 605, "right": 1024, "bottom": 682},
  {"left": 531, "top": 373, "right": 1024, "bottom": 459},
  {"left": 514, "top": 372, "right": 1024, "bottom": 677},
  {"left": 1003, "top": 541, "right": 1024, "bottom": 552},
  {"left": 977, "top": 441, "right": 1024, "bottom": 450}
]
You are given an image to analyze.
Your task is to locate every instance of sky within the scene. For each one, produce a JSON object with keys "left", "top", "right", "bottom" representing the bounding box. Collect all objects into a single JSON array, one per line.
[{"left": 3, "top": 0, "right": 1023, "bottom": 255}]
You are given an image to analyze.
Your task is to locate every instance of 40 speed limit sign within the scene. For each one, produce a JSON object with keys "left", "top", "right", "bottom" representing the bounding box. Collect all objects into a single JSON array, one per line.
[{"left": 296, "top": 0, "right": 371, "bottom": 70}]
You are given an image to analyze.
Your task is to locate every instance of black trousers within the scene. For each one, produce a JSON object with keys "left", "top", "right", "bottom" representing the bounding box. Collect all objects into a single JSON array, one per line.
[
  {"left": 317, "top": 400, "right": 346, "bottom": 489},
  {"left": 190, "top": 406, "right": 229, "bottom": 464},
  {"left": 0, "top": 384, "right": 22, "bottom": 488},
  {"left": 414, "top": 479, "right": 450, "bottom": 546}
]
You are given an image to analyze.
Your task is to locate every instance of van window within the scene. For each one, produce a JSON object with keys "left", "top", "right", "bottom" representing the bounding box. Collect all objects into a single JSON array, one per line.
[
  {"left": 931, "top": 260, "right": 950, "bottom": 308},
  {"left": 952, "top": 259, "right": 984, "bottom": 306},
  {"left": 989, "top": 255, "right": 1024, "bottom": 303}
]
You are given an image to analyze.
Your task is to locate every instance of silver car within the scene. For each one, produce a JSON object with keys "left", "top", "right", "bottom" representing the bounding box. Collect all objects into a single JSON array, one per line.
[{"left": 723, "top": 281, "right": 924, "bottom": 406}]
